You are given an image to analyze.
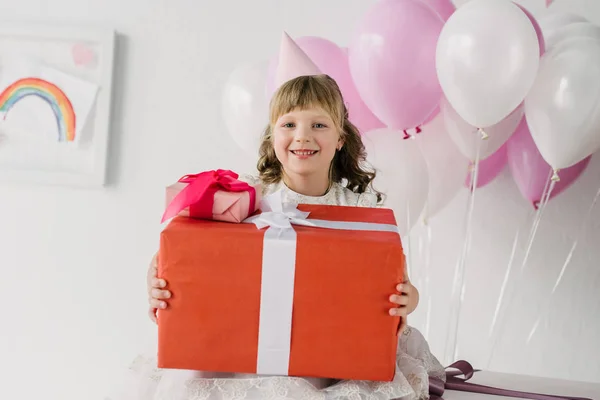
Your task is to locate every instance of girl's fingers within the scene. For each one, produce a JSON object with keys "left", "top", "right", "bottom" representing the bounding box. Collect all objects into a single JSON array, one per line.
[
  {"left": 152, "top": 278, "right": 167, "bottom": 289},
  {"left": 149, "top": 298, "right": 167, "bottom": 310},
  {"left": 396, "top": 283, "right": 410, "bottom": 294},
  {"left": 389, "top": 306, "right": 407, "bottom": 317},
  {"left": 389, "top": 294, "right": 408, "bottom": 306},
  {"left": 151, "top": 288, "right": 171, "bottom": 300}
]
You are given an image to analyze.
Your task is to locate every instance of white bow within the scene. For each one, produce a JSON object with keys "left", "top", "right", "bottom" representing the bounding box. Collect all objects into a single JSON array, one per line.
[{"left": 245, "top": 190, "right": 313, "bottom": 231}]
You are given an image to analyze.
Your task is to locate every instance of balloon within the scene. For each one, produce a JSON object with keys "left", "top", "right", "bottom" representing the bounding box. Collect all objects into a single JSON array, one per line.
[
  {"left": 363, "top": 128, "right": 429, "bottom": 234},
  {"left": 507, "top": 118, "right": 591, "bottom": 208},
  {"left": 544, "top": 22, "right": 600, "bottom": 51},
  {"left": 436, "top": 0, "right": 540, "bottom": 127},
  {"left": 440, "top": 96, "right": 523, "bottom": 161},
  {"left": 222, "top": 60, "right": 269, "bottom": 157},
  {"left": 465, "top": 143, "right": 507, "bottom": 189},
  {"left": 266, "top": 36, "right": 384, "bottom": 134},
  {"left": 515, "top": 3, "right": 545, "bottom": 55},
  {"left": 538, "top": 12, "right": 588, "bottom": 36},
  {"left": 416, "top": 114, "right": 468, "bottom": 220},
  {"left": 349, "top": 0, "right": 444, "bottom": 130},
  {"left": 426, "top": 0, "right": 456, "bottom": 21},
  {"left": 525, "top": 38, "right": 600, "bottom": 169},
  {"left": 421, "top": 103, "right": 441, "bottom": 127}
]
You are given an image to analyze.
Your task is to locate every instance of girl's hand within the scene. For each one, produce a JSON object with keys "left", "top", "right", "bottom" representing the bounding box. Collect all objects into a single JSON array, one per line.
[
  {"left": 389, "top": 281, "right": 418, "bottom": 333},
  {"left": 147, "top": 252, "right": 171, "bottom": 324}
]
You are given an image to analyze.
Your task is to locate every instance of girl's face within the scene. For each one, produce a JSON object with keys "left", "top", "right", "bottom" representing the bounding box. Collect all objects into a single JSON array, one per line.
[{"left": 272, "top": 107, "right": 342, "bottom": 181}]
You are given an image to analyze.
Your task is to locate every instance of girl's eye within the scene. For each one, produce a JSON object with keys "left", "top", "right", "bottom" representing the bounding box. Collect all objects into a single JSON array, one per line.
[
  {"left": 282, "top": 123, "right": 295, "bottom": 128},
  {"left": 314, "top": 123, "right": 327, "bottom": 129}
]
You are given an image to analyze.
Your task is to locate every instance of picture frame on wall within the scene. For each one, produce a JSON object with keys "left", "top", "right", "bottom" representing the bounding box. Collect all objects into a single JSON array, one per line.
[{"left": 0, "top": 23, "right": 116, "bottom": 188}]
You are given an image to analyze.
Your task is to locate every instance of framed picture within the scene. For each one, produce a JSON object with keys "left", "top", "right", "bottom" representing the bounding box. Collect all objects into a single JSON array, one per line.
[{"left": 0, "top": 23, "right": 116, "bottom": 187}]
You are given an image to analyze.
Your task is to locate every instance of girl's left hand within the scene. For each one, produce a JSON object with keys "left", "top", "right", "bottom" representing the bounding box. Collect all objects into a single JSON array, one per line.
[{"left": 389, "top": 282, "right": 414, "bottom": 333}]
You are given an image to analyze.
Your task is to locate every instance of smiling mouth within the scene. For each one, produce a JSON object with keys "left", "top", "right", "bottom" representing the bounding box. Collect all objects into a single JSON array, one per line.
[{"left": 290, "top": 150, "right": 318, "bottom": 156}]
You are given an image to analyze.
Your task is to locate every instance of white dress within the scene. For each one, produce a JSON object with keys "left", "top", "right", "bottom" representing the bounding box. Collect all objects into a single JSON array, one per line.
[{"left": 107, "top": 180, "right": 446, "bottom": 400}]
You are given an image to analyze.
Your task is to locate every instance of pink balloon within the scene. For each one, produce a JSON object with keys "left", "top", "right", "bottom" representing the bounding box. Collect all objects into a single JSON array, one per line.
[
  {"left": 507, "top": 118, "right": 590, "bottom": 208},
  {"left": 349, "top": 0, "right": 444, "bottom": 130},
  {"left": 515, "top": 3, "right": 545, "bottom": 55},
  {"left": 421, "top": 103, "right": 440, "bottom": 127},
  {"left": 266, "top": 36, "right": 385, "bottom": 133},
  {"left": 465, "top": 144, "right": 508, "bottom": 189},
  {"left": 426, "top": 0, "right": 456, "bottom": 21}
]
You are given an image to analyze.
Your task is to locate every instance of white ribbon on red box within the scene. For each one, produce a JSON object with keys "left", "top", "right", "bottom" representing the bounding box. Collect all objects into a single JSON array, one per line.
[{"left": 244, "top": 190, "right": 400, "bottom": 376}]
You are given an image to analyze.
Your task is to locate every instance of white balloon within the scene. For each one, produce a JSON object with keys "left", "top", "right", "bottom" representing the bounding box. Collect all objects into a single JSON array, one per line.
[
  {"left": 222, "top": 60, "right": 269, "bottom": 157},
  {"left": 440, "top": 96, "right": 524, "bottom": 161},
  {"left": 525, "top": 39, "right": 600, "bottom": 169},
  {"left": 363, "top": 129, "right": 429, "bottom": 235},
  {"left": 416, "top": 114, "right": 468, "bottom": 220},
  {"left": 538, "top": 11, "right": 588, "bottom": 36},
  {"left": 544, "top": 22, "right": 600, "bottom": 51},
  {"left": 435, "top": 0, "right": 539, "bottom": 127}
]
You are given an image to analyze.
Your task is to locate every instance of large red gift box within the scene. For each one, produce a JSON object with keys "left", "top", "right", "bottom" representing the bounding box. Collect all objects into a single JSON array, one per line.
[{"left": 157, "top": 193, "right": 405, "bottom": 381}]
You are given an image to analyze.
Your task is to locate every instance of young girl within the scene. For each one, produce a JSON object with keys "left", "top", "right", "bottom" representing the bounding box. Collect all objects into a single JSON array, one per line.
[{"left": 123, "top": 75, "right": 445, "bottom": 400}]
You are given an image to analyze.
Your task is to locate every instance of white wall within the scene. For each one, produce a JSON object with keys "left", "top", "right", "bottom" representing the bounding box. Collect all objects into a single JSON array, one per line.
[{"left": 0, "top": 0, "right": 598, "bottom": 399}]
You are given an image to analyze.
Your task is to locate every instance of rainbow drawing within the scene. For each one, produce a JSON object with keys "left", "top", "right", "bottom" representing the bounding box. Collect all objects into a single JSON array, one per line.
[{"left": 0, "top": 77, "right": 76, "bottom": 142}]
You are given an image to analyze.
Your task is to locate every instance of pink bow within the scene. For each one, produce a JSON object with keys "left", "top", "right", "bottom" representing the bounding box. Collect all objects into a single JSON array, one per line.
[{"left": 161, "top": 170, "right": 256, "bottom": 223}]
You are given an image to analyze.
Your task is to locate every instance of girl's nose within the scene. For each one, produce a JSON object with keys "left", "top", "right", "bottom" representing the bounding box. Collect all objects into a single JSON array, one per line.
[{"left": 294, "top": 126, "right": 312, "bottom": 142}]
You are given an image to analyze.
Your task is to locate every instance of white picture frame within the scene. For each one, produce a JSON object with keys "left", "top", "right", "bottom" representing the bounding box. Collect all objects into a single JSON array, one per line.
[{"left": 0, "top": 22, "right": 116, "bottom": 188}]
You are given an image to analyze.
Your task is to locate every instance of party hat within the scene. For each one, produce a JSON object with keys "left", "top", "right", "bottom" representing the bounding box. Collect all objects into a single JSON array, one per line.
[{"left": 274, "top": 31, "right": 321, "bottom": 88}]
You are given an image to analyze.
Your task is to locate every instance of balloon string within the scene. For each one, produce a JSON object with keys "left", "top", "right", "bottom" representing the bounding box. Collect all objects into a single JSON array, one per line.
[
  {"left": 422, "top": 218, "right": 433, "bottom": 342},
  {"left": 444, "top": 133, "right": 482, "bottom": 365},
  {"left": 405, "top": 200, "right": 413, "bottom": 280},
  {"left": 486, "top": 172, "right": 555, "bottom": 367},
  {"left": 486, "top": 228, "right": 522, "bottom": 368},
  {"left": 402, "top": 201, "right": 416, "bottom": 335},
  {"left": 521, "top": 175, "right": 556, "bottom": 273},
  {"left": 551, "top": 168, "right": 561, "bottom": 182},
  {"left": 526, "top": 183, "right": 600, "bottom": 343},
  {"left": 534, "top": 169, "right": 552, "bottom": 210},
  {"left": 414, "top": 213, "right": 432, "bottom": 342}
]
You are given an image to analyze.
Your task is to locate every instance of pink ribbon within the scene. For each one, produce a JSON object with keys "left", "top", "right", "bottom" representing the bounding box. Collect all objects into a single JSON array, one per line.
[
  {"left": 430, "top": 360, "right": 592, "bottom": 400},
  {"left": 161, "top": 169, "right": 256, "bottom": 223}
]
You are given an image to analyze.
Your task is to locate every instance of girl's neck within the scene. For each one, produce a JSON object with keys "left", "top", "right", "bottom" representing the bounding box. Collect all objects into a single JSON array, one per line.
[{"left": 282, "top": 172, "right": 330, "bottom": 197}]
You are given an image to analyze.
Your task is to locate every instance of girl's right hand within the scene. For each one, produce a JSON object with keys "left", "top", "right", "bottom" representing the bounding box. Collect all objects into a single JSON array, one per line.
[{"left": 147, "top": 252, "right": 171, "bottom": 324}]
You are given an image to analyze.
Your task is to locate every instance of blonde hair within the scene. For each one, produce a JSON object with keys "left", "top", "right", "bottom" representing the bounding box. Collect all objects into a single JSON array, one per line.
[{"left": 257, "top": 74, "right": 381, "bottom": 202}]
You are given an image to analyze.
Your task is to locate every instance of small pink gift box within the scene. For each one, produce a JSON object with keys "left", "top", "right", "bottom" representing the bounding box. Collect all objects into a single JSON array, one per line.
[{"left": 161, "top": 170, "right": 261, "bottom": 224}]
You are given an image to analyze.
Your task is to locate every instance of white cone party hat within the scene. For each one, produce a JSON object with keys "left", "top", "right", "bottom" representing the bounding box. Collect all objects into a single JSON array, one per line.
[{"left": 274, "top": 31, "right": 322, "bottom": 89}]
